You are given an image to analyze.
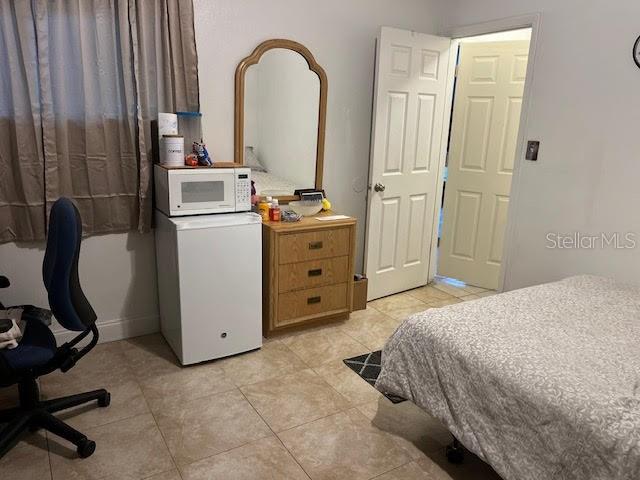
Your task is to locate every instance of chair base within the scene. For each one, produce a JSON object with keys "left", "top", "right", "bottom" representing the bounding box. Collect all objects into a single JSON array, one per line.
[{"left": 0, "top": 378, "right": 110, "bottom": 459}]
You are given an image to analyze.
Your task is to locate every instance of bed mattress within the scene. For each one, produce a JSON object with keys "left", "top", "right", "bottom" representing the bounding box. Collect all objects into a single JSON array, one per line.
[
  {"left": 251, "top": 171, "right": 298, "bottom": 197},
  {"left": 376, "top": 275, "right": 640, "bottom": 480}
]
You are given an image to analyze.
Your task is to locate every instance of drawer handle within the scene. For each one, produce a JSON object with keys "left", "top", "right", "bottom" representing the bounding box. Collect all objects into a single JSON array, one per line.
[
  {"left": 308, "top": 241, "right": 323, "bottom": 250},
  {"left": 307, "top": 296, "right": 321, "bottom": 305},
  {"left": 308, "top": 268, "right": 323, "bottom": 277}
]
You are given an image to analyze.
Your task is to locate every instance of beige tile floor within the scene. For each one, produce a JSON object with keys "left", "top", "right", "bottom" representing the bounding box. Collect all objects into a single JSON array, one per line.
[{"left": 0, "top": 280, "right": 500, "bottom": 480}]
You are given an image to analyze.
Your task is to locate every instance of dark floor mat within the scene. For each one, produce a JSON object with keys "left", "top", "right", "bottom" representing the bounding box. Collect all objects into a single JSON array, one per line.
[{"left": 343, "top": 351, "right": 406, "bottom": 404}]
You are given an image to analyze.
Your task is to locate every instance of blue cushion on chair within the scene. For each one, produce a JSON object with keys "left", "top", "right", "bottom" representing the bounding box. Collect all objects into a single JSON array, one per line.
[{"left": 1, "top": 320, "right": 57, "bottom": 372}]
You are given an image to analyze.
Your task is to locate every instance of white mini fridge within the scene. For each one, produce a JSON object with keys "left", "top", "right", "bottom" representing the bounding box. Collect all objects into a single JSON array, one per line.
[{"left": 154, "top": 210, "right": 262, "bottom": 365}]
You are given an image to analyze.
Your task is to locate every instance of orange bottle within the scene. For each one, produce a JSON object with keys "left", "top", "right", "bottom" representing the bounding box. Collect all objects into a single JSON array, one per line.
[
  {"left": 258, "top": 197, "right": 271, "bottom": 222},
  {"left": 269, "top": 199, "right": 281, "bottom": 222}
]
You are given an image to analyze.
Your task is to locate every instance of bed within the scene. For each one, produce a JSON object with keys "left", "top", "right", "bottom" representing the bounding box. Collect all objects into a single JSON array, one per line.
[
  {"left": 375, "top": 275, "right": 640, "bottom": 480},
  {"left": 244, "top": 146, "right": 300, "bottom": 197},
  {"left": 251, "top": 170, "right": 298, "bottom": 197}
]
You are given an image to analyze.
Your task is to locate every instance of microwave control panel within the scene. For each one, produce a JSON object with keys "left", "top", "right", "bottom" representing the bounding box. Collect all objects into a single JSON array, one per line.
[{"left": 235, "top": 168, "right": 252, "bottom": 211}]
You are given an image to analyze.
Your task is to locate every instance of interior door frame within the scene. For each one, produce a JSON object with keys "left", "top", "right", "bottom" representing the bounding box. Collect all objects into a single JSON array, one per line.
[{"left": 427, "top": 13, "right": 542, "bottom": 292}]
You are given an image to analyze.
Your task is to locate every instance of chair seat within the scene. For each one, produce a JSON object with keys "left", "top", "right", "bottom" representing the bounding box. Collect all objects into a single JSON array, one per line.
[{"left": 1, "top": 320, "right": 57, "bottom": 372}]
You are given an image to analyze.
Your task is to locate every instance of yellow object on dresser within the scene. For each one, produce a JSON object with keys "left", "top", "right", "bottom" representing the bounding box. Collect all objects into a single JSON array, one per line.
[{"left": 262, "top": 211, "right": 357, "bottom": 337}]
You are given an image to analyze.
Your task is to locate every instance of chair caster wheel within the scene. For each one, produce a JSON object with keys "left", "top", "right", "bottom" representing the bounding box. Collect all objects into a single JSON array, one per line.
[
  {"left": 98, "top": 392, "right": 111, "bottom": 407},
  {"left": 77, "top": 438, "right": 96, "bottom": 458},
  {"left": 446, "top": 443, "right": 465, "bottom": 464}
]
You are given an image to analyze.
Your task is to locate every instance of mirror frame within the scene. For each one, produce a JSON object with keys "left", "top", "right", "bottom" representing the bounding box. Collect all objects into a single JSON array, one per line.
[{"left": 234, "top": 39, "right": 327, "bottom": 201}]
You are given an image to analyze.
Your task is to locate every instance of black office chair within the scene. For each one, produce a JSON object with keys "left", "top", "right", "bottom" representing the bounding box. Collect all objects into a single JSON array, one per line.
[{"left": 0, "top": 197, "right": 110, "bottom": 458}]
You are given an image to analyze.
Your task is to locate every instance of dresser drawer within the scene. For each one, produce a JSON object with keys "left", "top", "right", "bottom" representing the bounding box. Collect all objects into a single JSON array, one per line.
[
  {"left": 278, "top": 227, "right": 350, "bottom": 264},
  {"left": 278, "top": 256, "right": 349, "bottom": 293},
  {"left": 277, "top": 283, "right": 348, "bottom": 326}
]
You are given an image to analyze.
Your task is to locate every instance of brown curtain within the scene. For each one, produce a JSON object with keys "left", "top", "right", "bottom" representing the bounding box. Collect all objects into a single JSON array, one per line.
[
  {"left": 128, "top": 0, "right": 200, "bottom": 231},
  {"left": 0, "top": 0, "right": 199, "bottom": 242},
  {"left": 0, "top": 0, "right": 46, "bottom": 241}
]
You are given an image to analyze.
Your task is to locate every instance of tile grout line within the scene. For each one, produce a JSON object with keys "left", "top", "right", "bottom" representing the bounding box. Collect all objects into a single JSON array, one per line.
[
  {"left": 40, "top": 335, "right": 371, "bottom": 479},
  {"left": 140, "top": 466, "right": 183, "bottom": 480},
  {"left": 48, "top": 395, "right": 151, "bottom": 432},
  {"left": 238, "top": 369, "right": 354, "bottom": 434},
  {"left": 272, "top": 404, "right": 417, "bottom": 480},
  {"left": 47, "top": 333, "right": 480, "bottom": 478},
  {"left": 235, "top": 358, "right": 396, "bottom": 475},
  {"left": 277, "top": 326, "right": 372, "bottom": 371},
  {"left": 276, "top": 340, "right": 320, "bottom": 372},
  {"left": 146, "top": 383, "right": 294, "bottom": 476},
  {"left": 43, "top": 354, "right": 165, "bottom": 435},
  {"left": 367, "top": 460, "right": 417, "bottom": 480},
  {"left": 287, "top": 338, "right": 443, "bottom": 477},
  {"left": 272, "top": 404, "right": 360, "bottom": 437},
  {"left": 237, "top": 388, "right": 313, "bottom": 480},
  {"left": 118, "top": 352, "right": 189, "bottom": 480},
  {"left": 44, "top": 431, "right": 54, "bottom": 480},
  {"left": 128, "top": 336, "right": 360, "bottom": 476},
  {"left": 311, "top": 367, "right": 386, "bottom": 409},
  {"left": 134, "top": 372, "right": 185, "bottom": 480}
]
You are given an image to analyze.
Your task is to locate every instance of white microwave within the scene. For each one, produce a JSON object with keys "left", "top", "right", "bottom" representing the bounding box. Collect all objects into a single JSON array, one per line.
[{"left": 154, "top": 164, "right": 252, "bottom": 216}]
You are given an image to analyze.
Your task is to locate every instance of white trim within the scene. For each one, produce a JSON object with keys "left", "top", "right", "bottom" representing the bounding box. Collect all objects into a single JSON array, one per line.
[
  {"left": 52, "top": 313, "right": 159, "bottom": 344},
  {"left": 362, "top": 35, "right": 381, "bottom": 278},
  {"left": 429, "top": 13, "right": 542, "bottom": 292}
]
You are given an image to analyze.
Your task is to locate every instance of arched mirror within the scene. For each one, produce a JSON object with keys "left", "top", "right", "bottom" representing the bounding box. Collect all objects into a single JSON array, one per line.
[{"left": 235, "top": 39, "right": 327, "bottom": 201}]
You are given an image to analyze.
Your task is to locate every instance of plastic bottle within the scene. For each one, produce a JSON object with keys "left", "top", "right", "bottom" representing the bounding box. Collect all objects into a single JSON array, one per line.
[
  {"left": 258, "top": 196, "right": 271, "bottom": 222},
  {"left": 269, "top": 199, "right": 281, "bottom": 222}
]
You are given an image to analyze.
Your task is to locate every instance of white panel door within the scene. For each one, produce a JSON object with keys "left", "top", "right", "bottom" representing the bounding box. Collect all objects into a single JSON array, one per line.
[
  {"left": 365, "top": 27, "right": 451, "bottom": 300},
  {"left": 439, "top": 40, "right": 529, "bottom": 290}
]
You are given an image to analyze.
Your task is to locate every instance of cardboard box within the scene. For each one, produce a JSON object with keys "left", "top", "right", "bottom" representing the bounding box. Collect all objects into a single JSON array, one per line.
[{"left": 352, "top": 276, "right": 368, "bottom": 311}]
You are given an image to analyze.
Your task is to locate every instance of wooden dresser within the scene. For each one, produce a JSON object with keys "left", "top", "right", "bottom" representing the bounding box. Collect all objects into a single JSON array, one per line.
[{"left": 262, "top": 212, "right": 357, "bottom": 337}]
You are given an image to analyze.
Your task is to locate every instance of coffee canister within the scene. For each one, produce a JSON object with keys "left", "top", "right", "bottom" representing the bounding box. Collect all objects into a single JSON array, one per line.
[{"left": 160, "top": 135, "right": 184, "bottom": 166}]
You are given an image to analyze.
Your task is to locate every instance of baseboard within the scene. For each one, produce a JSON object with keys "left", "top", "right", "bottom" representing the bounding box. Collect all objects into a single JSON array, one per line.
[{"left": 52, "top": 313, "right": 160, "bottom": 344}]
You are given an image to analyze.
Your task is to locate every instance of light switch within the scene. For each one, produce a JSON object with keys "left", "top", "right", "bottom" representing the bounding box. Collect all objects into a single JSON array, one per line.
[{"left": 525, "top": 140, "right": 540, "bottom": 161}]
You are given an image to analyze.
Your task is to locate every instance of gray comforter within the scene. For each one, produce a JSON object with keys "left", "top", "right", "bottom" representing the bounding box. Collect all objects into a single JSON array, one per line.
[{"left": 376, "top": 275, "right": 640, "bottom": 480}]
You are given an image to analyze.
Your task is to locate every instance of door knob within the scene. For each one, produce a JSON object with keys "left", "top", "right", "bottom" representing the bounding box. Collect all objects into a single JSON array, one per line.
[{"left": 374, "top": 182, "right": 386, "bottom": 192}]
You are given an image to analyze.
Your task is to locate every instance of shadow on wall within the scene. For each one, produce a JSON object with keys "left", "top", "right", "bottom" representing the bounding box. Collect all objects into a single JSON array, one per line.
[{"left": 121, "top": 231, "right": 159, "bottom": 335}]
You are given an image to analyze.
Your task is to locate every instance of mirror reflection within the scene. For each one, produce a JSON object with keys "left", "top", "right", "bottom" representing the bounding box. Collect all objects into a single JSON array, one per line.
[{"left": 243, "top": 48, "right": 320, "bottom": 197}]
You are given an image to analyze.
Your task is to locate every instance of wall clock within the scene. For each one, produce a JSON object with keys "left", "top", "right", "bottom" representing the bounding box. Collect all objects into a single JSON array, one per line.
[{"left": 634, "top": 35, "right": 640, "bottom": 69}]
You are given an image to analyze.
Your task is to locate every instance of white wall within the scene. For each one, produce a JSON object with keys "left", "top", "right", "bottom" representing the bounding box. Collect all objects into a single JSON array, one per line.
[
  {"left": 194, "top": 0, "right": 446, "bottom": 272},
  {"left": 440, "top": 1, "right": 640, "bottom": 289},
  {"left": 0, "top": 232, "right": 159, "bottom": 342},
  {"left": 3, "top": 0, "right": 637, "bottom": 344},
  {"left": 0, "top": 0, "right": 444, "bottom": 342}
]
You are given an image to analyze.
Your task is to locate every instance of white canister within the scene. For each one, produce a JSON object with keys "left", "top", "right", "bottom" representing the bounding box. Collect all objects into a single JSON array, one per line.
[{"left": 160, "top": 135, "right": 184, "bottom": 166}]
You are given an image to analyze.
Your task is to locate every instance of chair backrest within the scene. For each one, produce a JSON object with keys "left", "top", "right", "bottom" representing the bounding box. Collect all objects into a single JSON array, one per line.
[{"left": 42, "top": 198, "right": 97, "bottom": 331}]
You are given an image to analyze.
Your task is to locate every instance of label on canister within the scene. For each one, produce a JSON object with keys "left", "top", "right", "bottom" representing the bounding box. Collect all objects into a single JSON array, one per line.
[{"left": 160, "top": 135, "right": 184, "bottom": 166}]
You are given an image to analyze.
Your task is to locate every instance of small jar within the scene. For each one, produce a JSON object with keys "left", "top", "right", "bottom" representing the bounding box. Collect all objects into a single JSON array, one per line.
[
  {"left": 269, "top": 199, "right": 281, "bottom": 222},
  {"left": 258, "top": 197, "right": 271, "bottom": 222}
]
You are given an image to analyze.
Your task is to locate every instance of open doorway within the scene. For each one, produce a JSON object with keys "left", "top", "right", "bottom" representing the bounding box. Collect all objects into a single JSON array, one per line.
[
  {"left": 436, "top": 28, "right": 532, "bottom": 292},
  {"left": 364, "top": 23, "right": 537, "bottom": 301}
]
